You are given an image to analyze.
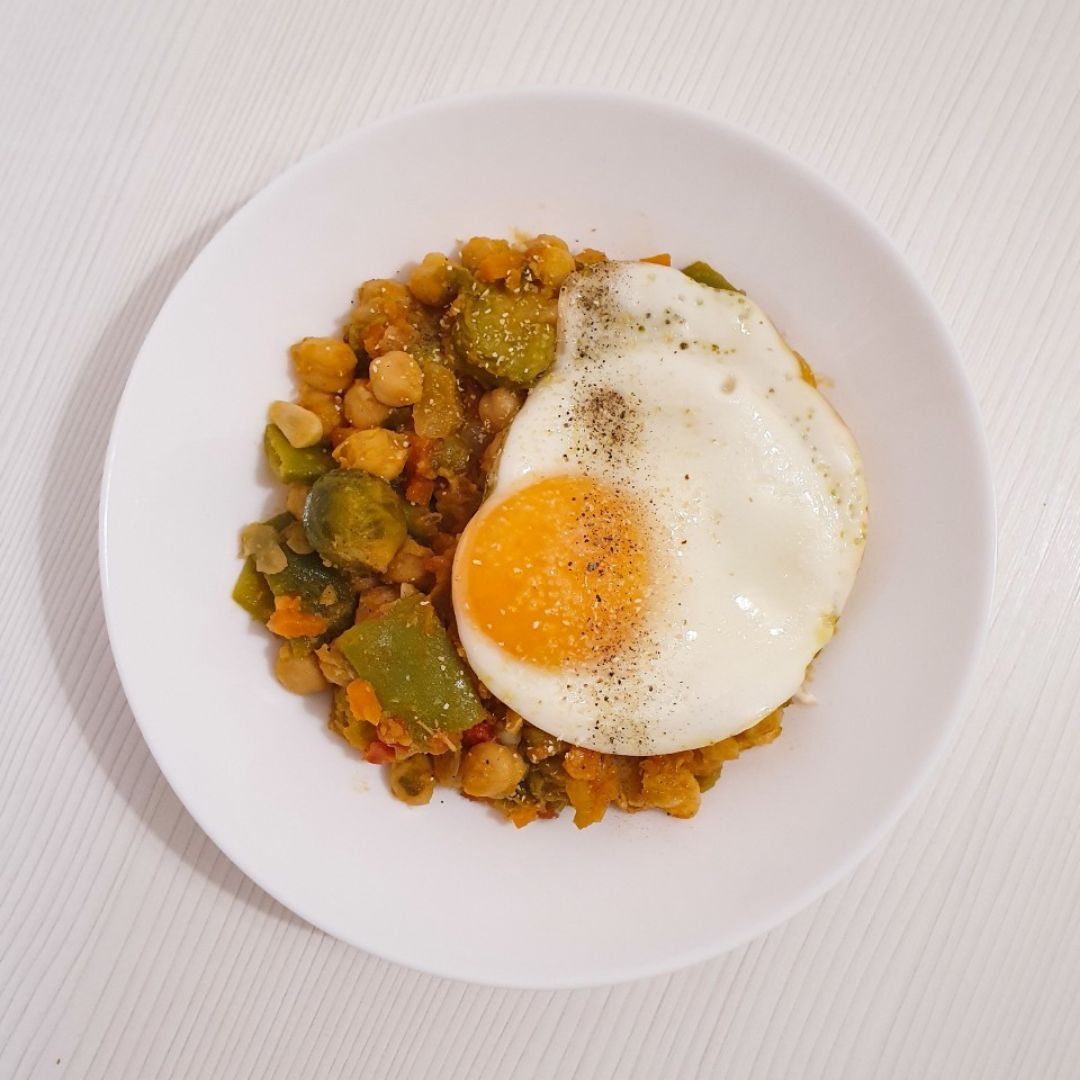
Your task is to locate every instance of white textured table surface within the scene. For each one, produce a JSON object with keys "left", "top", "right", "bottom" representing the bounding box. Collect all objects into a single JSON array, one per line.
[{"left": 3, "top": 0, "right": 1079, "bottom": 1076}]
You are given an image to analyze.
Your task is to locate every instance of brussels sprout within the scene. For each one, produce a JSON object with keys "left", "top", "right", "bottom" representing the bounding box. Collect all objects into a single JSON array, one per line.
[
  {"left": 335, "top": 593, "right": 486, "bottom": 742},
  {"left": 681, "top": 260, "right": 741, "bottom": 293},
  {"left": 304, "top": 469, "right": 407, "bottom": 573},
  {"left": 449, "top": 277, "right": 556, "bottom": 388},
  {"left": 263, "top": 424, "right": 335, "bottom": 484}
]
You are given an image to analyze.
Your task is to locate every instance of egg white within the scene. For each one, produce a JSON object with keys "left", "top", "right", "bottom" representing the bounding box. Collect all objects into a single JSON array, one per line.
[{"left": 453, "top": 261, "right": 867, "bottom": 755}]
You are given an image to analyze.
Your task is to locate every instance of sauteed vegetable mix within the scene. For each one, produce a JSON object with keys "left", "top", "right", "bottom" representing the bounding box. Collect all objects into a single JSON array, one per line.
[{"left": 234, "top": 236, "right": 786, "bottom": 828}]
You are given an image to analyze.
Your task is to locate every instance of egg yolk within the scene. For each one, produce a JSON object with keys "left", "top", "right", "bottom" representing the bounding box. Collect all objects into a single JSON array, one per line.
[{"left": 454, "top": 475, "right": 648, "bottom": 667}]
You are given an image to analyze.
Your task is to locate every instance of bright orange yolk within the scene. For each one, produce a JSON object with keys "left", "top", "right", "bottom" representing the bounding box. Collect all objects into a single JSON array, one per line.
[{"left": 454, "top": 475, "right": 648, "bottom": 667}]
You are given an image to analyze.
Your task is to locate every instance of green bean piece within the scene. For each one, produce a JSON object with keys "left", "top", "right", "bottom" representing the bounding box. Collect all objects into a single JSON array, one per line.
[
  {"left": 263, "top": 424, "right": 335, "bottom": 484},
  {"left": 231, "top": 557, "right": 276, "bottom": 622}
]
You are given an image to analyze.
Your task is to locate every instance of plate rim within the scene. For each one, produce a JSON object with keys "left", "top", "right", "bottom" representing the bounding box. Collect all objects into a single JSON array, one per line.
[{"left": 98, "top": 85, "right": 996, "bottom": 988}]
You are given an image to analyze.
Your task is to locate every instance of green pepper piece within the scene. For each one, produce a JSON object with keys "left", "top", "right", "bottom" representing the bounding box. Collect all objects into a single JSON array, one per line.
[
  {"left": 263, "top": 424, "right": 335, "bottom": 484},
  {"left": 335, "top": 593, "right": 486, "bottom": 741},
  {"left": 449, "top": 276, "right": 556, "bottom": 388},
  {"left": 681, "top": 260, "right": 741, "bottom": 293},
  {"left": 231, "top": 557, "right": 276, "bottom": 621},
  {"left": 304, "top": 469, "right": 407, "bottom": 573},
  {"left": 263, "top": 543, "right": 356, "bottom": 639}
]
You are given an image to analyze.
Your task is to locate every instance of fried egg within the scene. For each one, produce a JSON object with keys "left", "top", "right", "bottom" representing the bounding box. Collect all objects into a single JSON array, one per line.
[{"left": 452, "top": 261, "right": 867, "bottom": 755}]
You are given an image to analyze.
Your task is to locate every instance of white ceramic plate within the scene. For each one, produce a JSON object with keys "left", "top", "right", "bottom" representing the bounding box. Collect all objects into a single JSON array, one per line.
[{"left": 100, "top": 89, "right": 993, "bottom": 988}]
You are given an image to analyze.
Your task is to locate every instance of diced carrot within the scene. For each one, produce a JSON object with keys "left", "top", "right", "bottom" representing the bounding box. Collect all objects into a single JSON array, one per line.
[
  {"left": 346, "top": 678, "right": 383, "bottom": 725},
  {"left": 640, "top": 253, "right": 672, "bottom": 266},
  {"left": 266, "top": 595, "right": 328, "bottom": 638}
]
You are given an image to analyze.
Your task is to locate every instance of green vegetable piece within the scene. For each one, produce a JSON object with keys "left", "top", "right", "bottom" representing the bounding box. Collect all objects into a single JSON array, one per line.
[
  {"left": 413, "top": 358, "right": 463, "bottom": 438},
  {"left": 431, "top": 434, "right": 470, "bottom": 476},
  {"left": 450, "top": 277, "right": 556, "bottom": 388},
  {"left": 232, "top": 557, "right": 275, "bottom": 621},
  {"left": 329, "top": 686, "right": 376, "bottom": 752},
  {"left": 403, "top": 503, "right": 441, "bottom": 543},
  {"left": 264, "top": 543, "right": 356, "bottom": 639},
  {"left": 681, "top": 260, "right": 741, "bottom": 293},
  {"left": 304, "top": 469, "right": 407, "bottom": 573},
  {"left": 335, "top": 593, "right": 486, "bottom": 741},
  {"left": 263, "top": 510, "right": 295, "bottom": 534},
  {"left": 264, "top": 424, "right": 334, "bottom": 484}
]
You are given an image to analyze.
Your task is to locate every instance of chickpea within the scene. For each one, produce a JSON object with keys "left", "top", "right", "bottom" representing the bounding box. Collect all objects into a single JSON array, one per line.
[
  {"left": 274, "top": 646, "right": 329, "bottom": 695},
  {"left": 460, "top": 236, "right": 525, "bottom": 285},
  {"left": 640, "top": 759, "right": 701, "bottom": 819},
  {"left": 285, "top": 483, "right": 310, "bottom": 520},
  {"left": 331, "top": 428, "right": 409, "bottom": 480},
  {"left": 357, "top": 278, "right": 411, "bottom": 304},
  {"left": 408, "top": 252, "right": 455, "bottom": 307},
  {"left": 315, "top": 644, "right": 354, "bottom": 687},
  {"left": 342, "top": 378, "right": 392, "bottom": 429},
  {"left": 478, "top": 387, "right": 523, "bottom": 432},
  {"left": 369, "top": 350, "right": 424, "bottom": 407},
  {"left": 296, "top": 386, "right": 343, "bottom": 437},
  {"left": 461, "top": 742, "right": 528, "bottom": 799},
  {"left": 385, "top": 538, "right": 432, "bottom": 585},
  {"left": 290, "top": 337, "right": 357, "bottom": 393},
  {"left": 268, "top": 400, "right": 324, "bottom": 449},
  {"left": 526, "top": 235, "right": 576, "bottom": 289},
  {"left": 460, "top": 236, "right": 503, "bottom": 272},
  {"left": 563, "top": 746, "right": 604, "bottom": 781},
  {"left": 389, "top": 755, "right": 435, "bottom": 806}
]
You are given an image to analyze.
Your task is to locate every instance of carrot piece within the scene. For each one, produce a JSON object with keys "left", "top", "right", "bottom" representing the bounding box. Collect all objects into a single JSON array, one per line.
[
  {"left": 640, "top": 253, "right": 672, "bottom": 266},
  {"left": 266, "top": 595, "right": 329, "bottom": 638},
  {"left": 346, "top": 678, "right": 384, "bottom": 725}
]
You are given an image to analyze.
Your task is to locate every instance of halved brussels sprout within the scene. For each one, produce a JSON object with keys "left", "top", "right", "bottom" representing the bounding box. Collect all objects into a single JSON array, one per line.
[
  {"left": 449, "top": 277, "right": 556, "bottom": 388},
  {"left": 303, "top": 469, "right": 407, "bottom": 572}
]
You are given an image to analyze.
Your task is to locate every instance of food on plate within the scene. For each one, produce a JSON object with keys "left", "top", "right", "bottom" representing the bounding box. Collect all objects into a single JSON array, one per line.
[{"left": 233, "top": 234, "right": 868, "bottom": 827}]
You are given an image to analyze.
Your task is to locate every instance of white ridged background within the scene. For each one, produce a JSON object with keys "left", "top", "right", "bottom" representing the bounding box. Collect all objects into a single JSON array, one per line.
[{"left": 2, "top": 0, "right": 1079, "bottom": 1077}]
